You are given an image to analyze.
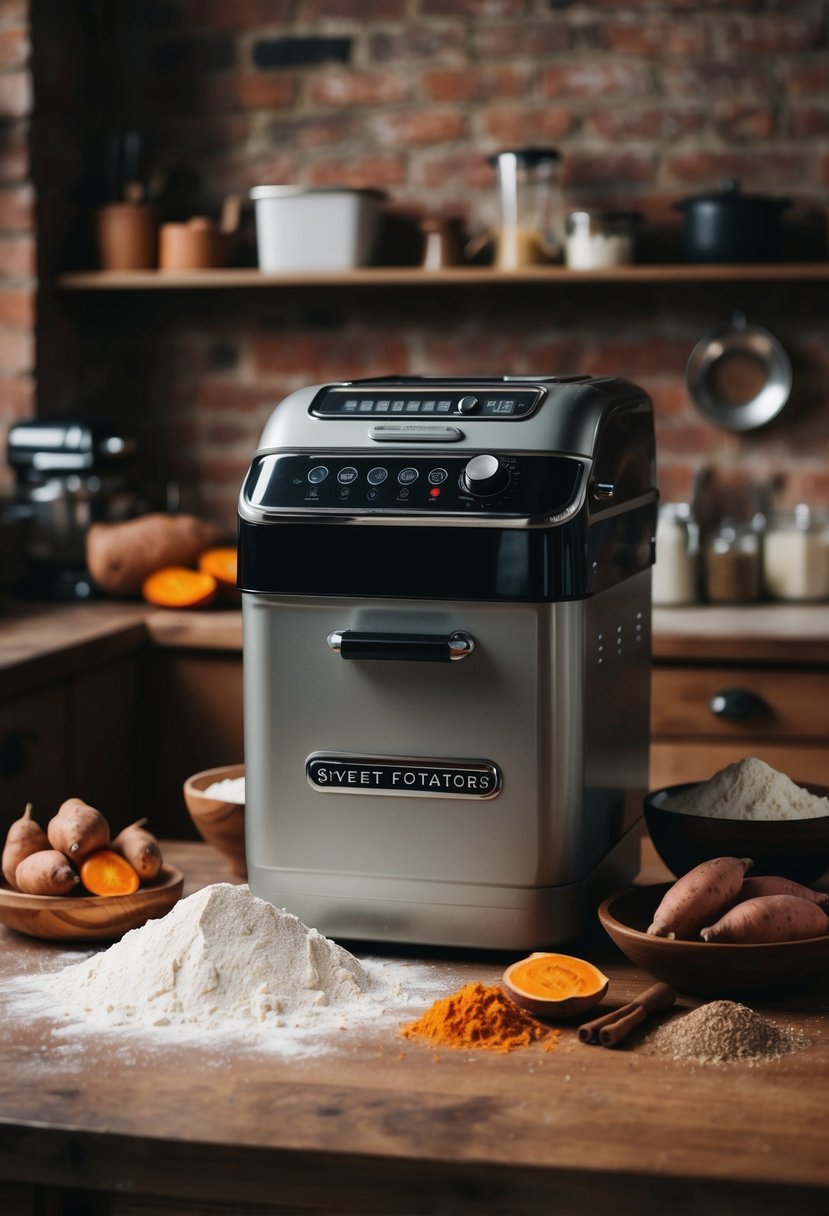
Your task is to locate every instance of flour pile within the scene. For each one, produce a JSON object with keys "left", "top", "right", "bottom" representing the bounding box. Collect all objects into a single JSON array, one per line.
[
  {"left": 50, "top": 883, "right": 378, "bottom": 1033},
  {"left": 664, "top": 757, "right": 829, "bottom": 821}
]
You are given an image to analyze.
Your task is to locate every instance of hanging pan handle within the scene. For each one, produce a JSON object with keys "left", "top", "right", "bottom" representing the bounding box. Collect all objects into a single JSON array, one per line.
[{"left": 327, "top": 630, "right": 474, "bottom": 662}]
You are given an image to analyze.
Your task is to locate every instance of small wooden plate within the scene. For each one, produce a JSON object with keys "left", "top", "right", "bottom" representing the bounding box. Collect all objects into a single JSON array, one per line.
[{"left": 0, "top": 866, "right": 184, "bottom": 942}]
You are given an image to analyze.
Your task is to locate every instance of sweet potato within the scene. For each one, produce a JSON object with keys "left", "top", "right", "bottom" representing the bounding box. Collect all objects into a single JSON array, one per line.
[
  {"left": 80, "top": 849, "right": 140, "bottom": 897},
  {"left": 15, "top": 849, "right": 79, "bottom": 896},
  {"left": 112, "top": 818, "right": 162, "bottom": 881},
  {"left": 85, "top": 513, "right": 220, "bottom": 597},
  {"left": 142, "top": 567, "right": 218, "bottom": 609},
  {"left": 647, "top": 856, "right": 753, "bottom": 940},
  {"left": 47, "top": 797, "right": 110, "bottom": 861},
  {"left": 2, "top": 803, "right": 49, "bottom": 889},
  {"left": 736, "top": 875, "right": 829, "bottom": 911},
  {"left": 701, "top": 894, "right": 829, "bottom": 943},
  {"left": 198, "top": 546, "right": 240, "bottom": 604}
]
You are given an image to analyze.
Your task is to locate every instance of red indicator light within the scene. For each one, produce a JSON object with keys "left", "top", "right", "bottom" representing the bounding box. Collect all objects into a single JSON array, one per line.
[{"left": 429, "top": 487, "right": 441, "bottom": 498}]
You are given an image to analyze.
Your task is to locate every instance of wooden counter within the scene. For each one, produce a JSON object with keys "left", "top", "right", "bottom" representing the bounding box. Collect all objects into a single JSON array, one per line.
[{"left": 0, "top": 841, "right": 827, "bottom": 1216}]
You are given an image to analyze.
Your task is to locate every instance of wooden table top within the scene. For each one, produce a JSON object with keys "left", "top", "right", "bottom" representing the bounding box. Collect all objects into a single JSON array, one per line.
[{"left": 0, "top": 840, "right": 826, "bottom": 1215}]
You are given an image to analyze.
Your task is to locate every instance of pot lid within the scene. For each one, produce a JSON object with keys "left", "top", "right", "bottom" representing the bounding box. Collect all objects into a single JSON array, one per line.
[{"left": 676, "top": 178, "right": 790, "bottom": 209}]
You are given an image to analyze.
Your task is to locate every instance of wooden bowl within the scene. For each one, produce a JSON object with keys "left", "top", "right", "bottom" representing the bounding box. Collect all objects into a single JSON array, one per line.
[
  {"left": 0, "top": 866, "right": 184, "bottom": 942},
  {"left": 645, "top": 783, "right": 829, "bottom": 884},
  {"left": 183, "top": 763, "right": 246, "bottom": 878},
  {"left": 599, "top": 884, "right": 829, "bottom": 998}
]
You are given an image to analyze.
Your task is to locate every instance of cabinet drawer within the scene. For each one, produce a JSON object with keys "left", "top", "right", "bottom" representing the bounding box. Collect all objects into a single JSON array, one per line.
[
  {"left": 0, "top": 686, "right": 68, "bottom": 837},
  {"left": 652, "top": 667, "right": 829, "bottom": 741}
]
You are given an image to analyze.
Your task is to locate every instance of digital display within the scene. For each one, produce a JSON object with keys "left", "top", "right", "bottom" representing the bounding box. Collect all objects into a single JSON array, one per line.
[{"left": 310, "top": 385, "right": 541, "bottom": 420}]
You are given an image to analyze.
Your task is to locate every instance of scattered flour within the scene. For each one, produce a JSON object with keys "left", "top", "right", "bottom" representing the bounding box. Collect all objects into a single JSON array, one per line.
[
  {"left": 200, "top": 776, "right": 245, "bottom": 803},
  {"left": 664, "top": 757, "right": 829, "bottom": 821},
  {"left": 14, "top": 883, "right": 444, "bottom": 1053}
]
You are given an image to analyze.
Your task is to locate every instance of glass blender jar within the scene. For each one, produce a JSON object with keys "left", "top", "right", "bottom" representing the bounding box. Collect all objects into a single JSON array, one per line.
[{"left": 488, "top": 148, "right": 562, "bottom": 270}]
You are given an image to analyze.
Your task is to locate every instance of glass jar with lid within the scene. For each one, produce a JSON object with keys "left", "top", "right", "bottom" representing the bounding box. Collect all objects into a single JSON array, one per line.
[
  {"left": 652, "top": 503, "right": 699, "bottom": 605},
  {"left": 704, "top": 520, "right": 762, "bottom": 604},
  {"left": 564, "top": 210, "right": 640, "bottom": 270},
  {"left": 763, "top": 504, "right": 829, "bottom": 601}
]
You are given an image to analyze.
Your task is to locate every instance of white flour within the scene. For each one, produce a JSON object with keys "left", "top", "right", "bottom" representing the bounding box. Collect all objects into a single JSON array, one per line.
[
  {"left": 200, "top": 776, "right": 245, "bottom": 802},
  {"left": 665, "top": 757, "right": 829, "bottom": 821},
  {"left": 37, "top": 884, "right": 424, "bottom": 1046}
]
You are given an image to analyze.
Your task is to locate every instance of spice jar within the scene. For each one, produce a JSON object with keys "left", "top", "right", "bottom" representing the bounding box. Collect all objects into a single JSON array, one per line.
[
  {"left": 564, "top": 210, "right": 639, "bottom": 270},
  {"left": 652, "top": 503, "right": 699, "bottom": 605},
  {"left": 763, "top": 505, "right": 829, "bottom": 602},
  {"left": 704, "top": 520, "right": 762, "bottom": 604}
]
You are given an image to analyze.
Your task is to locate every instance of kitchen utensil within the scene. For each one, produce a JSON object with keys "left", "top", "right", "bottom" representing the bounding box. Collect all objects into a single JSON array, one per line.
[
  {"left": 703, "top": 519, "right": 762, "bottom": 603},
  {"left": 159, "top": 195, "right": 241, "bottom": 271},
  {"left": 183, "top": 763, "right": 246, "bottom": 878},
  {"left": 564, "top": 210, "right": 640, "bottom": 270},
  {"left": 0, "top": 866, "right": 183, "bottom": 941},
  {"left": 685, "top": 313, "right": 792, "bottom": 432},
  {"left": 763, "top": 505, "right": 829, "bottom": 602},
  {"left": 676, "top": 179, "right": 790, "bottom": 263},
  {"left": 644, "top": 782, "right": 829, "bottom": 884},
  {"left": 598, "top": 884, "right": 829, "bottom": 997},
  {"left": 577, "top": 981, "right": 676, "bottom": 1047},
  {"left": 652, "top": 502, "right": 698, "bottom": 606},
  {"left": 420, "top": 216, "right": 465, "bottom": 270},
  {"left": 488, "top": 147, "right": 562, "bottom": 268},
  {"left": 238, "top": 374, "right": 657, "bottom": 949},
  {"left": 250, "top": 186, "right": 385, "bottom": 272},
  {"left": 95, "top": 201, "right": 159, "bottom": 270}
]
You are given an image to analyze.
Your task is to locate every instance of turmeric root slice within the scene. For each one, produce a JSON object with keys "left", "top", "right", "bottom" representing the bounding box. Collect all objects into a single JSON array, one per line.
[
  {"left": 80, "top": 849, "right": 141, "bottom": 897},
  {"left": 142, "top": 567, "right": 218, "bottom": 609}
]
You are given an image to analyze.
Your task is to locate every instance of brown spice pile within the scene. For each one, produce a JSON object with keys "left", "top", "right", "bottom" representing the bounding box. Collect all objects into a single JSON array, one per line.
[
  {"left": 644, "top": 999, "right": 809, "bottom": 1066},
  {"left": 401, "top": 981, "right": 560, "bottom": 1053}
]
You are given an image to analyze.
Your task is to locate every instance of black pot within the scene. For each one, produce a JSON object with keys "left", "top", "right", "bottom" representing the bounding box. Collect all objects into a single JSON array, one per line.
[{"left": 676, "top": 179, "right": 790, "bottom": 264}]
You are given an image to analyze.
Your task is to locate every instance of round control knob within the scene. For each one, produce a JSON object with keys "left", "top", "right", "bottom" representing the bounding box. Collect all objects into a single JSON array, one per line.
[
  {"left": 457, "top": 395, "right": 478, "bottom": 414},
  {"left": 461, "top": 454, "right": 511, "bottom": 497}
]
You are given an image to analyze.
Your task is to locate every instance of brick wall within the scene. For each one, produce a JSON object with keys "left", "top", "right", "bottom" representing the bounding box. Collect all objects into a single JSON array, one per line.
[
  {"left": 0, "top": 0, "right": 33, "bottom": 495},
  {"left": 30, "top": 1, "right": 829, "bottom": 531}
]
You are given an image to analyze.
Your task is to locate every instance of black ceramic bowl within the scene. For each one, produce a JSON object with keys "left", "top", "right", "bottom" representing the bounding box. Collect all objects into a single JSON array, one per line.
[{"left": 644, "top": 783, "right": 829, "bottom": 885}]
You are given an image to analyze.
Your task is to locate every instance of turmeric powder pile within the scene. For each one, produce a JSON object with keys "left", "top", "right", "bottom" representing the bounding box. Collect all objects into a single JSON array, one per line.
[{"left": 401, "top": 981, "right": 560, "bottom": 1053}]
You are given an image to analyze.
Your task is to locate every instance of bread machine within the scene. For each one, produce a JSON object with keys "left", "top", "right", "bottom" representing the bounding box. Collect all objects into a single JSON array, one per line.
[{"left": 238, "top": 375, "right": 657, "bottom": 949}]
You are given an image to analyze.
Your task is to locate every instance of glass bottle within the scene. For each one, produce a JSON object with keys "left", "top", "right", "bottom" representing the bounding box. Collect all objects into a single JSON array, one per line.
[
  {"left": 652, "top": 503, "right": 699, "bottom": 605},
  {"left": 704, "top": 520, "right": 762, "bottom": 604},
  {"left": 763, "top": 504, "right": 829, "bottom": 602}
]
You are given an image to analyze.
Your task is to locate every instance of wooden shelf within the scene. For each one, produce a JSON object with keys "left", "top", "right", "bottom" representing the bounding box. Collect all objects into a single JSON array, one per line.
[{"left": 56, "top": 263, "right": 829, "bottom": 290}]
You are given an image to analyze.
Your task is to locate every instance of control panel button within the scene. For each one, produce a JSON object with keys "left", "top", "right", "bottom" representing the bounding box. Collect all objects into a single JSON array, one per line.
[
  {"left": 457, "top": 395, "right": 478, "bottom": 414},
  {"left": 367, "top": 466, "right": 388, "bottom": 485},
  {"left": 398, "top": 467, "right": 419, "bottom": 485},
  {"left": 461, "top": 454, "right": 511, "bottom": 497},
  {"left": 337, "top": 466, "right": 358, "bottom": 484},
  {"left": 307, "top": 465, "right": 329, "bottom": 484},
  {"left": 428, "top": 468, "right": 448, "bottom": 485}
]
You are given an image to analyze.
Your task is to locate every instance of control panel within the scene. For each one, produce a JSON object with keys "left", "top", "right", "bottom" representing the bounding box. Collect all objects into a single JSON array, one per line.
[
  {"left": 242, "top": 452, "right": 586, "bottom": 519},
  {"left": 310, "top": 384, "right": 543, "bottom": 420}
]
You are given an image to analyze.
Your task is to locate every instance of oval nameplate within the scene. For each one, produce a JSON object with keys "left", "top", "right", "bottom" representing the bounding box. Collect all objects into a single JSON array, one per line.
[{"left": 306, "top": 753, "right": 501, "bottom": 799}]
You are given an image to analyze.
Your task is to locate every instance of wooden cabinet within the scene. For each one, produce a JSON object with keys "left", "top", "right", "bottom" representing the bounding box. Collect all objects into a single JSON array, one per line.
[
  {"left": 650, "top": 663, "right": 829, "bottom": 787},
  {"left": 0, "top": 685, "right": 68, "bottom": 836}
]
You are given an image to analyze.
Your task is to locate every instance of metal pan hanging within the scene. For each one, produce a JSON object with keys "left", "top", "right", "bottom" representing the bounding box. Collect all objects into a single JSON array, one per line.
[{"left": 685, "top": 312, "right": 792, "bottom": 432}]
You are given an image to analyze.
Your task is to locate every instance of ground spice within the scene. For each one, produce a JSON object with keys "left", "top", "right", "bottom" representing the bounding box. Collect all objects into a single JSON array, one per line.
[
  {"left": 400, "top": 981, "right": 560, "bottom": 1053},
  {"left": 644, "top": 999, "right": 809, "bottom": 1066}
]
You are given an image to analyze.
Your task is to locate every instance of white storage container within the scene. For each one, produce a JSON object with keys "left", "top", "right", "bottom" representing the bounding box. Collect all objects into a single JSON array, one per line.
[{"left": 250, "top": 186, "right": 384, "bottom": 272}]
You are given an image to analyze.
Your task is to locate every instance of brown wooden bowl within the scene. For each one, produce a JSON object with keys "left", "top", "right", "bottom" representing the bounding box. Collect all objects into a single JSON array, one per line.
[
  {"left": 645, "top": 783, "right": 829, "bottom": 883},
  {"left": 599, "top": 884, "right": 829, "bottom": 997},
  {"left": 0, "top": 866, "right": 184, "bottom": 942},
  {"left": 183, "top": 763, "right": 246, "bottom": 878}
]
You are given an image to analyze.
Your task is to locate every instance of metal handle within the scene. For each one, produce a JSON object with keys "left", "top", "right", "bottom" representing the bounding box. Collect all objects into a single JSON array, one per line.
[
  {"left": 327, "top": 630, "right": 474, "bottom": 663},
  {"left": 709, "top": 688, "right": 769, "bottom": 722}
]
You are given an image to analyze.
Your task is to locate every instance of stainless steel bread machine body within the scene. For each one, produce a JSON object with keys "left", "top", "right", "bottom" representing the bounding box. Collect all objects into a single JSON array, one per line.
[{"left": 238, "top": 376, "right": 657, "bottom": 949}]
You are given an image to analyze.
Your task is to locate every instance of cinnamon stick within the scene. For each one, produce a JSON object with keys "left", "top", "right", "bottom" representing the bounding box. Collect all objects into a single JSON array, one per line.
[{"left": 577, "top": 982, "right": 676, "bottom": 1048}]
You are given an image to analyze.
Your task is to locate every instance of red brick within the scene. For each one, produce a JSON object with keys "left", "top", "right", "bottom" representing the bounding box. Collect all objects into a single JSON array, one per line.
[
  {"left": 422, "top": 334, "right": 583, "bottom": 376},
  {"left": 211, "top": 154, "right": 295, "bottom": 193},
  {"left": 0, "top": 70, "right": 29, "bottom": 117},
  {"left": 371, "top": 110, "right": 467, "bottom": 147},
  {"left": 585, "top": 105, "right": 704, "bottom": 142},
  {"left": 0, "top": 26, "right": 27, "bottom": 67},
  {"left": 581, "top": 339, "right": 691, "bottom": 379},
  {"left": 267, "top": 113, "right": 358, "bottom": 149},
  {"left": 562, "top": 151, "right": 655, "bottom": 189},
  {"left": 0, "top": 184, "right": 33, "bottom": 232},
  {"left": 642, "top": 380, "right": 692, "bottom": 419},
  {"left": 714, "top": 101, "right": 775, "bottom": 141},
  {"left": 721, "top": 15, "right": 822, "bottom": 54},
  {"left": 307, "top": 154, "right": 407, "bottom": 189},
  {"left": 790, "top": 107, "right": 829, "bottom": 138},
  {"left": 0, "top": 2, "right": 26, "bottom": 23},
  {"left": 0, "top": 373, "right": 33, "bottom": 423},
  {"left": 600, "top": 19, "right": 707, "bottom": 56},
  {"left": 484, "top": 107, "right": 572, "bottom": 145},
  {"left": 310, "top": 69, "right": 408, "bottom": 107},
  {"left": 250, "top": 331, "right": 410, "bottom": 380},
  {"left": 163, "top": 116, "right": 249, "bottom": 155},
  {"left": 0, "top": 236, "right": 34, "bottom": 278},
  {"left": 780, "top": 58, "right": 829, "bottom": 97},
  {"left": 201, "top": 74, "right": 296, "bottom": 112},
  {"left": 666, "top": 59, "right": 767, "bottom": 99},
  {"left": 655, "top": 422, "right": 736, "bottom": 456},
  {"left": 472, "top": 22, "right": 571, "bottom": 57},
  {"left": 420, "top": 0, "right": 527, "bottom": 14},
  {"left": 544, "top": 59, "right": 652, "bottom": 100},
  {"left": 0, "top": 329, "right": 33, "bottom": 374},
  {"left": 196, "top": 380, "right": 271, "bottom": 413},
  {"left": 205, "top": 421, "right": 252, "bottom": 447},
  {"left": 665, "top": 150, "right": 805, "bottom": 188},
  {"left": 421, "top": 68, "right": 528, "bottom": 104},
  {"left": 301, "top": 0, "right": 406, "bottom": 17},
  {"left": 654, "top": 461, "right": 699, "bottom": 506},
  {"left": 0, "top": 286, "right": 32, "bottom": 326},
  {"left": 417, "top": 150, "right": 494, "bottom": 191},
  {"left": 0, "top": 121, "right": 27, "bottom": 180},
  {"left": 780, "top": 468, "right": 829, "bottom": 508},
  {"left": 368, "top": 26, "right": 465, "bottom": 61}
]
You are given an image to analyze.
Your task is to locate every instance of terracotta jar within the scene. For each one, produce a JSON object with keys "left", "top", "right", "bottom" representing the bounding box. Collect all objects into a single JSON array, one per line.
[
  {"left": 95, "top": 202, "right": 158, "bottom": 270},
  {"left": 159, "top": 217, "right": 230, "bottom": 271}
]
